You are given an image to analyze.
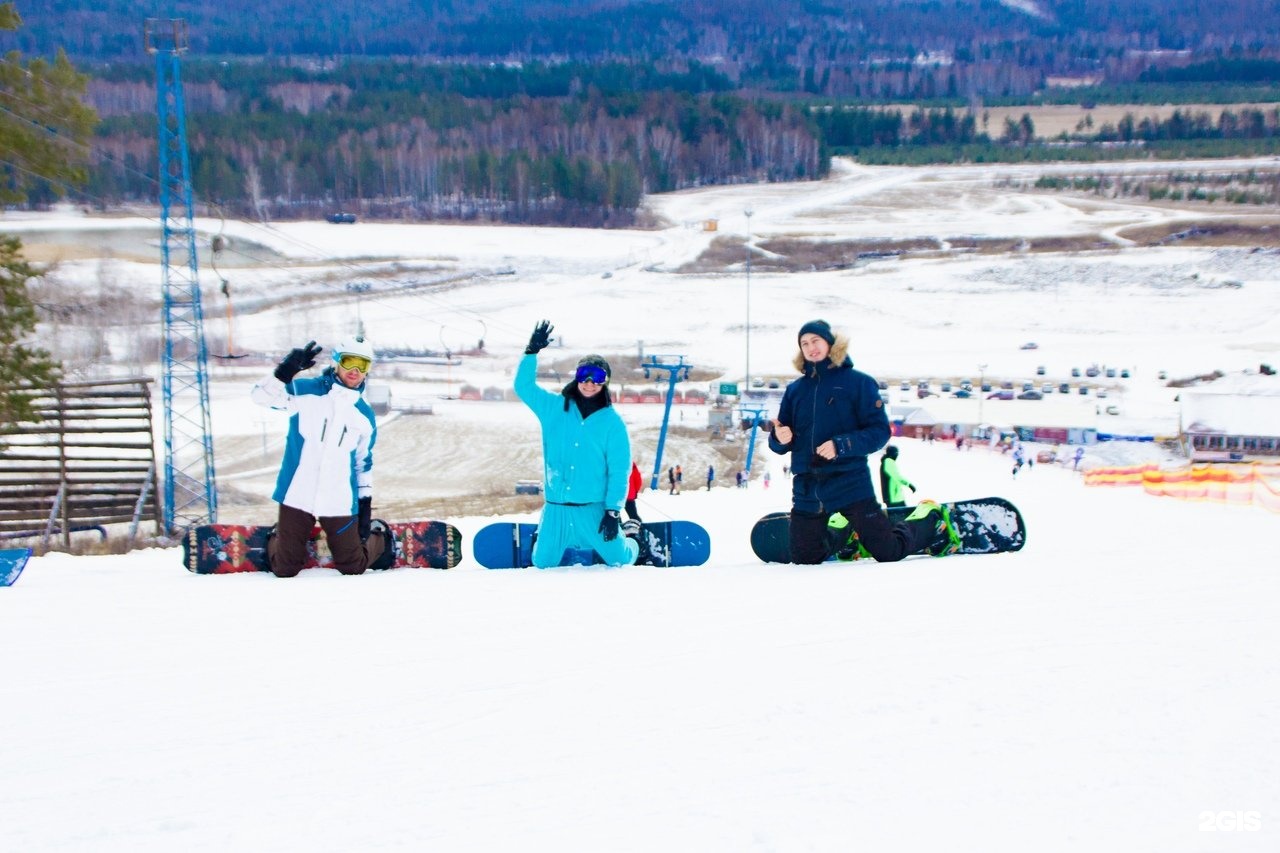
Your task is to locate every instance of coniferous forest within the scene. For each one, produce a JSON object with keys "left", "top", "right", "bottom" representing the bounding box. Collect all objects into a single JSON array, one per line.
[{"left": 6, "top": 0, "right": 1280, "bottom": 224}]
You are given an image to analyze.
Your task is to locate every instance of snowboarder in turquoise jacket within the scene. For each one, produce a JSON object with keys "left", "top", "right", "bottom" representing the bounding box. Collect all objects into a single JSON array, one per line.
[{"left": 515, "top": 321, "right": 640, "bottom": 568}]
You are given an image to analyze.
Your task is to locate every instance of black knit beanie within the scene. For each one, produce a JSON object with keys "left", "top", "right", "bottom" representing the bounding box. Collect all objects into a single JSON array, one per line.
[{"left": 798, "top": 320, "right": 835, "bottom": 346}]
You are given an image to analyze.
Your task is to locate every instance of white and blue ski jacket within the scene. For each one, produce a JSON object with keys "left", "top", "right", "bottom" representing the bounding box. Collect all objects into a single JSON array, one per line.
[{"left": 251, "top": 368, "right": 377, "bottom": 518}]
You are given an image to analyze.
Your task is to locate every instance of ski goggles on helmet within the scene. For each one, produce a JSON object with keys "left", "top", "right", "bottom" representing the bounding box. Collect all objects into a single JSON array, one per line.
[
  {"left": 337, "top": 353, "right": 372, "bottom": 373},
  {"left": 575, "top": 364, "right": 608, "bottom": 385}
]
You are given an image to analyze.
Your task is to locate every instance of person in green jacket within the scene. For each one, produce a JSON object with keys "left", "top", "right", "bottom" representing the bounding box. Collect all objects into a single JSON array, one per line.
[{"left": 878, "top": 444, "right": 917, "bottom": 508}]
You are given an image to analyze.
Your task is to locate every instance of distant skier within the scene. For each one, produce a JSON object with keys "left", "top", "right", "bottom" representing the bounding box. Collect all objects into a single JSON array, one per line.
[
  {"left": 878, "top": 444, "right": 917, "bottom": 508},
  {"left": 1073, "top": 446, "right": 1085, "bottom": 470},
  {"left": 515, "top": 320, "right": 640, "bottom": 568},
  {"left": 706, "top": 465, "right": 715, "bottom": 490},
  {"left": 625, "top": 461, "right": 643, "bottom": 522}
]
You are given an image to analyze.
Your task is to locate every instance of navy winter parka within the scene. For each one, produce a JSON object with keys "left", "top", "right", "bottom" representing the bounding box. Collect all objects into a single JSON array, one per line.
[{"left": 767, "top": 335, "right": 890, "bottom": 512}]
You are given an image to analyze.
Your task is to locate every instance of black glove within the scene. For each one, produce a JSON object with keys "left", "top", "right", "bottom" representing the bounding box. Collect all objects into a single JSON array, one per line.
[
  {"left": 599, "top": 509, "right": 621, "bottom": 541},
  {"left": 274, "top": 341, "right": 322, "bottom": 383},
  {"left": 525, "top": 320, "right": 554, "bottom": 355},
  {"left": 357, "top": 496, "right": 372, "bottom": 540}
]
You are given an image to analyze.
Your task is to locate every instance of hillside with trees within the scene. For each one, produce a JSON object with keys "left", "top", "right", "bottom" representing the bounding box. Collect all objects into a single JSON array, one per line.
[{"left": 4, "top": 1, "right": 1280, "bottom": 223}]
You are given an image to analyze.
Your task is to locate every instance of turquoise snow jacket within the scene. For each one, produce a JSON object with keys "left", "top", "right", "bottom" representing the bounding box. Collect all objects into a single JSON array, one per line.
[{"left": 515, "top": 353, "right": 631, "bottom": 511}]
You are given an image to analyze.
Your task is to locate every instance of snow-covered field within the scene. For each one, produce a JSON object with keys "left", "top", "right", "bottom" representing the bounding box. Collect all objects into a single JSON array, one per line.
[{"left": 2, "top": 158, "right": 1279, "bottom": 851}]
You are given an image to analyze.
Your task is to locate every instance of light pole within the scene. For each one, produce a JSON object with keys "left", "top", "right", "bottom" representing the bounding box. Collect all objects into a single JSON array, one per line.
[
  {"left": 977, "top": 363, "right": 987, "bottom": 433},
  {"left": 744, "top": 208, "right": 754, "bottom": 389}
]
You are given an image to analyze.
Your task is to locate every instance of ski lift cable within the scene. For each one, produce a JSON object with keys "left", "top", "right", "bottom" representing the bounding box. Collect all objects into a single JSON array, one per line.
[{"left": 0, "top": 91, "right": 526, "bottom": 336}]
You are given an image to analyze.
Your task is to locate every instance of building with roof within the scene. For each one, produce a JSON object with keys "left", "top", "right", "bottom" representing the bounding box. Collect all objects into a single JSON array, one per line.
[{"left": 1180, "top": 372, "right": 1280, "bottom": 462}]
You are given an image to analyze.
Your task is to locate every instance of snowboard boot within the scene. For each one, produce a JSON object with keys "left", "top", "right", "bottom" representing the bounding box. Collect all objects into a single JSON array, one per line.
[
  {"left": 826, "top": 513, "right": 868, "bottom": 561},
  {"left": 366, "top": 519, "right": 396, "bottom": 570},
  {"left": 904, "top": 500, "right": 962, "bottom": 557},
  {"left": 621, "top": 519, "right": 651, "bottom": 565},
  {"left": 252, "top": 525, "right": 277, "bottom": 572}
]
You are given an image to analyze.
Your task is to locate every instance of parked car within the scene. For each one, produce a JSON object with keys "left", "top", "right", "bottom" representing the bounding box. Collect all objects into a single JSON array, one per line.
[
  {"left": 1158, "top": 370, "right": 1168, "bottom": 380},
  {"left": 1059, "top": 382, "right": 1070, "bottom": 394},
  {"left": 1086, "top": 366, "right": 1100, "bottom": 377},
  {"left": 981, "top": 382, "right": 993, "bottom": 392},
  {"left": 1078, "top": 386, "right": 1089, "bottom": 395},
  {"left": 1036, "top": 365, "right": 1046, "bottom": 375},
  {"left": 1105, "top": 368, "right": 1117, "bottom": 378},
  {"left": 326, "top": 212, "right": 357, "bottom": 224},
  {"left": 1017, "top": 390, "right": 1043, "bottom": 400},
  {"left": 1120, "top": 369, "right": 1130, "bottom": 378},
  {"left": 900, "top": 381, "right": 911, "bottom": 391},
  {"left": 1071, "top": 367, "right": 1081, "bottom": 378},
  {"left": 878, "top": 380, "right": 888, "bottom": 390},
  {"left": 1041, "top": 383, "right": 1054, "bottom": 394},
  {"left": 1105, "top": 405, "right": 1121, "bottom": 415},
  {"left": 940, "top": 381, "right": 952, "bottom": 392},
  {"left": 1021, "top": 381, "right": 1034, "bottom": 391},
  {"left": 1097, "top": 388, "right": 1108, "bottom": 398},
  {"left": 1020, "top": 342, "right": 1039, "bottom": 350},
  {"left": 953, "top": 389, "right": 972, "bottom": 398},
  {"left": 987, "top": 390, "right": 1014, "bottom": 400},
  {"left": 960, "top": 379, "right": 973, "bottom": 391}
]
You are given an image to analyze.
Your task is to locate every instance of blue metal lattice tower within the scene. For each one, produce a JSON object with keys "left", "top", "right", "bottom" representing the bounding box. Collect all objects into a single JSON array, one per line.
[{"left": 147, "top": 19, "right": 217, "bottom": 531}]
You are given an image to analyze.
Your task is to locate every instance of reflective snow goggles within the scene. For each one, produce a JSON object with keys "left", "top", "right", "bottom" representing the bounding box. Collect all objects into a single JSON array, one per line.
[
  {"left": 337, "top": 353, "right": 372, "bottom": 373},
  {"left": 575, "top": 364, "right": 607, "bottom": 385}
]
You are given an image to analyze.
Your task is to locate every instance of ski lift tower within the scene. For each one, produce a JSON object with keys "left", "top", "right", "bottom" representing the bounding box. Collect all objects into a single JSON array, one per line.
[
  {"left": 641, "top": 355, "right": 691, "bottom": 491},
  {"left": 146, "top": 19, "right": 218, "bottom": 531}
]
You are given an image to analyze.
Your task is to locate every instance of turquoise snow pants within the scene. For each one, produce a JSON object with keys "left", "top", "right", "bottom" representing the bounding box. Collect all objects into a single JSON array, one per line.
[{"left": 532, "top": 502, "right": 640, "bottom": 568}]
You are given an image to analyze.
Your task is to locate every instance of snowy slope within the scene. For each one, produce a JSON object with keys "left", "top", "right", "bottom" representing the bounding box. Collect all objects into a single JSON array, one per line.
[{"left": 2, "top": 159, "right": 1279, "bottom": 851}]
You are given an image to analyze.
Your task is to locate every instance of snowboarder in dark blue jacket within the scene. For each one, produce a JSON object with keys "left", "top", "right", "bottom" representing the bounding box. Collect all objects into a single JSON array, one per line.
[{"left": 767, "top": 320, "right": 957, "bottom": 563}]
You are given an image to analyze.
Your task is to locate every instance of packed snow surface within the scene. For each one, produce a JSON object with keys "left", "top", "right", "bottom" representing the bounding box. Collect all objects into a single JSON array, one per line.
[{"left": 2, "top": 158, "right": 1279, "bottom": 851}]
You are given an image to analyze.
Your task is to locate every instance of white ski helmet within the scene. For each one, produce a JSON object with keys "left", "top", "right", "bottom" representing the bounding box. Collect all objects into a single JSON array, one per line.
[{"left": 332, "top": 334, "right": 375, "bottom": 366}]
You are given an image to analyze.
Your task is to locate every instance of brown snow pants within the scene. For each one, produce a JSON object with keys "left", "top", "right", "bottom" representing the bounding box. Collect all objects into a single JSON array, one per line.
[{"left": 266, "top": 502, "right": 385, "bottom": 577}]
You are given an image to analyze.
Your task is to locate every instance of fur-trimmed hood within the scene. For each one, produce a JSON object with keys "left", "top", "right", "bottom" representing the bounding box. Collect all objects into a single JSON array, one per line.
[{"left": 792, "top": 333, "right": 852, "bottom": 375}]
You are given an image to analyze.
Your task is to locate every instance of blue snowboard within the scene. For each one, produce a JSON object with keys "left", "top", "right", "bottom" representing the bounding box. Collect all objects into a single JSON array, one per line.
[
  {"left": 1, "top": 548, "right": 33, "bottom": 587},
  {"left": 473, "top": 520, "right": 711, "bottom": 569}
]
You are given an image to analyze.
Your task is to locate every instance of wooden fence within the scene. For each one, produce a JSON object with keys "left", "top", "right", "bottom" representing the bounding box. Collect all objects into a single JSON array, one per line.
[{"left": 0, "top": 377, "right": 162, "bottom": 547}]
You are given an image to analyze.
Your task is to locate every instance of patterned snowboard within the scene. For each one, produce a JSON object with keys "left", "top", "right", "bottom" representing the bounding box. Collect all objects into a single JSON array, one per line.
[
  {"left": 472, "top": 520, "right": 711, "bottom": 569},
  {"left": 750, "top": 497, "right": 1026, "bottom": 563},
  {"left": 183, "top": 520, "right": 463, "bottom": 574},
  {"left": 1, "top": 547, "right": 32, "bottom": 587}
]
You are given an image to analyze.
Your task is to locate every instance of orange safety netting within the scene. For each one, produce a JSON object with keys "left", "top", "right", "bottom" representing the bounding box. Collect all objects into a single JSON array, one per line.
[
  {"left": 1082, "top": 463, "right": 1158, "bottom": 487},
  {"left": 1084, "top": 462, "right": 1280, "bottom": 513}
]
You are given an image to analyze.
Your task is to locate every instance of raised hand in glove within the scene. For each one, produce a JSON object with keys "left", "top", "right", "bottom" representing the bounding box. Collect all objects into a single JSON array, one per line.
[
  {"left": 599, "top": 509, "right": 621, "bottom": 541},
  {"left": 357, "top": 496, "right": 372, "bottom": 540},
  {"left": 274, "top": 341, "right": 322, "bottom": 383},
  {"left": 526, "top": 320, "right": 554, "bottom": 355}
]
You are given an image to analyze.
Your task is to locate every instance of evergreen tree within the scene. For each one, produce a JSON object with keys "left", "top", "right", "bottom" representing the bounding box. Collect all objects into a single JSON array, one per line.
[
  {"left": 0, "top": 4, "right": 97, "bottom": 204},
  {"left": 0, "top": 3, "right": 96, "bottom": 439},
  {"left": 0, "top": 235, "right": 58, "bottom": 440}
]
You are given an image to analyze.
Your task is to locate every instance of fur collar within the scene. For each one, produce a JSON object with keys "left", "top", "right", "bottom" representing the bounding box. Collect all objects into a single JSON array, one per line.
[{"left": 792, "top": 333, "right": 851, "bottom": 375}]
